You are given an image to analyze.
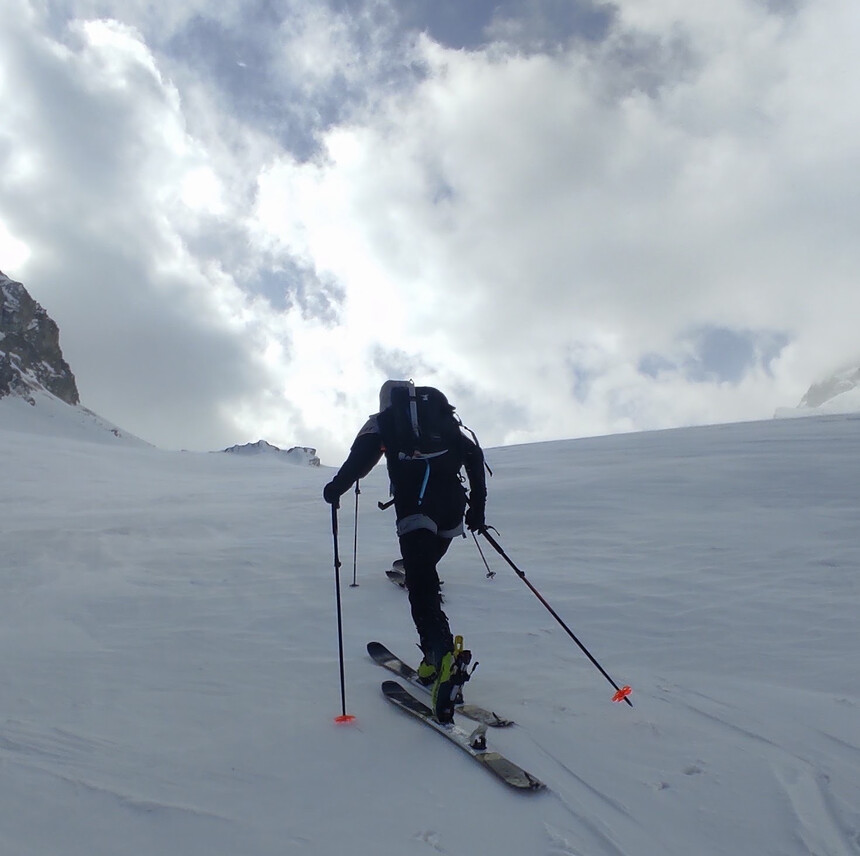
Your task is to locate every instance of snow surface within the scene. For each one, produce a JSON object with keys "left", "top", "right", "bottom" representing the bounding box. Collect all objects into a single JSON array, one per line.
[
  {"left": 1, "top": 403, "right": 859, "bottom": 856},
  {"left": 0, "top": 389, "right": 149, "bottom": 446}
]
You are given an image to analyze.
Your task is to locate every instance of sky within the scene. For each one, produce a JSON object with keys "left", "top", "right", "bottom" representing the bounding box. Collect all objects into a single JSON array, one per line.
[{"left": 1, "top": 0, "right": 859, "bottom": 461}]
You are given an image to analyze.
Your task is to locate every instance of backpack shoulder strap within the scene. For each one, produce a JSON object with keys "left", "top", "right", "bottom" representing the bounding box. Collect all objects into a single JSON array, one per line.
[{"left": 389, "top": 382, "right": 420, "bottom": 453}]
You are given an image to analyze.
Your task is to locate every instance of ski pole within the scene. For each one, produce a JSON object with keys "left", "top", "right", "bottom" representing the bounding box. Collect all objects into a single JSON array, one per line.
[
  {"left": 331, "top": 504, "right": 356, "bottom": 723},
  {"left": 350, "top": 481, "right": 361, "bottom": 587},
  {"left": 471, "top": 531, "right": 496, "bottom": 579},
  {"left": 480, "top": 529, "right": 633, "bottom": 707}
]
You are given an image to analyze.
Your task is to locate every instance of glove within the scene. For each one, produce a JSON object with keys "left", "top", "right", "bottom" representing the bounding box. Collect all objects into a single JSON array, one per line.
[
  {"left": 323, "top": 481, "right": 342, "bottom": 507},
  {"left": 465, "top": 503, "right": 486, "bottom": 533}
]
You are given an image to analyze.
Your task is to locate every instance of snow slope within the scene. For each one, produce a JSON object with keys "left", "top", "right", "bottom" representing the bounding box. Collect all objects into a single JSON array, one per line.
[
  {"left": 0, "top": 388, "right": 150, "bottom": 446},
  {"left": 1, "top": 407, "right": 858, "bottom": 856}
]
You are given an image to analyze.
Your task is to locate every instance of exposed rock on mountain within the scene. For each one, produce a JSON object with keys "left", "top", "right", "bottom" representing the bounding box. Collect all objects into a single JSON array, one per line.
[
  {"left": 775, "top": 364, "right": 860, "bottom": 419},
  {"left": 0, "top": 271, "right": 319, "bottom": 455},
  {"left": 798, "top": 366, "right": 860, "bottom": 409},
  {"left": 222, "top": 439, "right": 321, "bottom": 467},
  {"left": 0, "top": 270, "right": 79, "bottom": 405}
]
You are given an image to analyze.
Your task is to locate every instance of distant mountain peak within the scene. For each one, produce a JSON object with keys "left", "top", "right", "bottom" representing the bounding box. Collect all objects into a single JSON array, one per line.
[
  {"left": 222, "top": 439, "right": 321, "bottom": 467},
  {"left": 798, "top": 365, "right": 860, "bottom": 409},
  {"left": 776, "top": 363, "right": 860, "bottom": 421},
  {"left": 0, "top": 270, "right": 79, "bottom": 406}
]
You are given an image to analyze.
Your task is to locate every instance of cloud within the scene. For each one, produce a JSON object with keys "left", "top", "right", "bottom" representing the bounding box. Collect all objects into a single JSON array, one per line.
[
  {"left": 0, "top": 9, "right": 304, "bottom": 449},
  {"left": 2, "top": 0, "right": 860, "bottom": 462},
  {"left": 248, "top": 0, "right": 860, "bottom": 454}
]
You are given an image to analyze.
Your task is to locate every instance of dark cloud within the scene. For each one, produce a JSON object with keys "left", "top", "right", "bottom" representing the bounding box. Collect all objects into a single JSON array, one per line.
[
  {"left": 601, "top": 28, "right": 700, "bottom": 100},
  {"left": 146, "top": 0, "right": 616, "bottom": 164},
  {"left": 164, "top": 14, "right": 324, "bottom": 159},
  {"left": 158, "top": 2, "right": 425, "bottom": 160},
  {"left": 393, "top": 0, "right": 501, "bottom": 50},
  {"left": 687, "top": 328, "right": 790, "bottom": 383},
  {"left": 487, "top": 0, "right": 614, "bottom": 52},
  {"left": 758, "top": 0, "right": 802, "bottom": 14},
  {"left": 379, "top": 0, "right": 614, "bottom": 52},
  {"left": 639, "top": 328, "right": 791, "bottom": 385},
  {"left": 566, "top": 361, "right": 598, "bottom": 404},
  {"left": 371, "top": 345, "right": 436, "bottom": 384},
  {"left": 246, "top": 265, "right": 344, "bottom": 321}
]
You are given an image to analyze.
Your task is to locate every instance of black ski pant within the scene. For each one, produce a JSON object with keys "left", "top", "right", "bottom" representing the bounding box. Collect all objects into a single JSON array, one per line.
[{"left": 399, "top": 528, "right": 454, "bottom": 669}]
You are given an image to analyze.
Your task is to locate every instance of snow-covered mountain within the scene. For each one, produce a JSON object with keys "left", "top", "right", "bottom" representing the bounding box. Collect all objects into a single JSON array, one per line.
[
  {"left": 776, "top": 364, "right": 860, "bottom": 419},
  {"left": 221, "top": 439, "right": 321, "bottom": 466},
  {"left": 1, "top": 408, "right": 858, "bottom": 856},
  {"left": 0, "top": 269, "right": 153, "bottom": 445},
  {"left": 798, "top": 364, "right": 860, "bottom": 412},
  {"left": 1, "top": 270, "right": 320, "bottom": 458}
]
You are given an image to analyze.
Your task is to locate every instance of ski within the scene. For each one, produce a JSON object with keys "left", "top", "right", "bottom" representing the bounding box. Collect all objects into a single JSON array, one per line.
[
  {"left": 385, "top": 561, "right": 406, "bottom": 588},
  {"left": 367, "top": 641, "right": 513, "bottom": 727},
  {"left": 385, "top": 559, "right": 444, "bottom": 594},
  {"left": 382, "top": 681, "right": 544, "bottom": 791}
]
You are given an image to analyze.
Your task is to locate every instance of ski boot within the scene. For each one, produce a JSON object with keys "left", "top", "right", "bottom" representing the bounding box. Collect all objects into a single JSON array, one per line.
[
  {"left": 431, "top": 635, "right": 473, "bottom": 723},
  {"left": 416, "top": 658, "right": 437, "bottom": 686}
]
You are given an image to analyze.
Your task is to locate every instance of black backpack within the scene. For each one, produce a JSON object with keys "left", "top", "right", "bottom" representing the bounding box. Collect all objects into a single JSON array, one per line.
[
  {"left": 377, "top": 381, "right": 489, "bottom": 527},
  {"left": 378, "top": 382, "right": 469, "bottom": 513},
  {"left": 387, "top": 383, "right": 462, "bottom": 460}
]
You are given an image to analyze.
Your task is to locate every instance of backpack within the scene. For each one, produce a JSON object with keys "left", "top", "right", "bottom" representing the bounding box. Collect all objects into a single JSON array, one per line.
[
  {"left": 379, "top": 381, "right": 468, "bottom": 512},
  {"left": 387, "top": 383, "right": 462, "bottom": 458}
]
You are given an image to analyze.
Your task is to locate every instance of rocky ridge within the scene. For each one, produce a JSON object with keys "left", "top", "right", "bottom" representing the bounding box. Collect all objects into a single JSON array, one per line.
[
  {"left": 222, "top": 439, "right": 321, "bottom": 467},
  {"left": 798, "top": 366, "right": 860, "bottom": 409},
  {"left": 0, "top": 270, "right": 79, "bottom": 405}
]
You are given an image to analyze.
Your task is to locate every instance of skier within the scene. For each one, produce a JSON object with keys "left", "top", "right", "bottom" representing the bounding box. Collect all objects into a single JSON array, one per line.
[{"left": 323, "top": 380, "right": 487, "bottom": 722}]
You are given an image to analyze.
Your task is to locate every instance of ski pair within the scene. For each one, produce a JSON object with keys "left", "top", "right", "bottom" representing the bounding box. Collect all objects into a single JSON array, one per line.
[
  {"left": 381, "top": 681, "right": 545, "bottom": 791},
  {"left": 367, "top": 641, "right": 513, "bottom": 728}
]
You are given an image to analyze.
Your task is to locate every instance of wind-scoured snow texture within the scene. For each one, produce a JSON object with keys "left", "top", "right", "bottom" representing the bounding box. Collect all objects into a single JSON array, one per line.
[
  {"left": 221, "top": 439, "right": 320, "bottom": 466},
  {"left": 0, "top": 270, "right": 79, "bottom": 405},
  {"left": 0, "top": 406, "right": 858, "bottom": 856}
]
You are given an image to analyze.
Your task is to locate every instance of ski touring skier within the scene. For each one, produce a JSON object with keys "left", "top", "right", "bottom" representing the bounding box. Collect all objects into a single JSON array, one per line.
[{"left": 323, "top": 380, "right": 487, "bottom": 722}]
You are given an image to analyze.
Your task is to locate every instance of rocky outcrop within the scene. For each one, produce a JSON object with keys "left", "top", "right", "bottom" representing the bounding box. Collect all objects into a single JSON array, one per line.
[
  {"left": 775, "top": 364, "right": 860, "bottom": 420},
  {"left": 798, "top": 366, "right": 860, "bottom": 409},
  {"left": 0, "top": 270, "right": 79, "bottom": 405},
  {"left": 222, "top": 439, "right": 321, "bottom": 467}
]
